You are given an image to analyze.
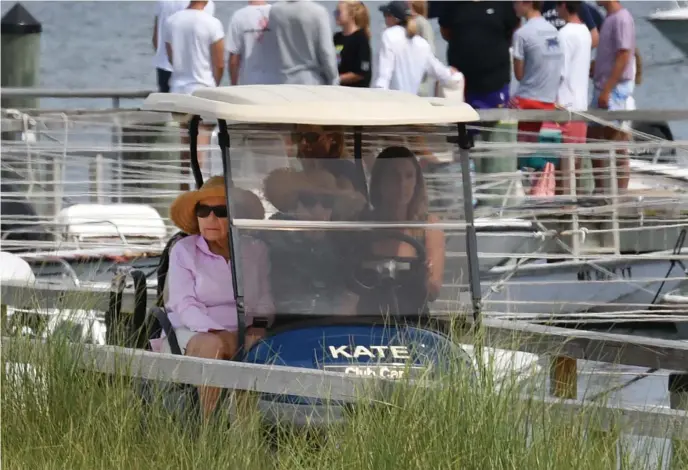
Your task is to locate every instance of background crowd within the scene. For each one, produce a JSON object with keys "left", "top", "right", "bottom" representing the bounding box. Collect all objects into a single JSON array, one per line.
[{"left": 153, "top": 0, "right": 639, "bottom": 192}]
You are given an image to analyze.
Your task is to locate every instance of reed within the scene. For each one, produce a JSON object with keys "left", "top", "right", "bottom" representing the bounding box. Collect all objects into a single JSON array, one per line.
[{"left": 1, "top": 323, "right": 676, "bottom": 470}]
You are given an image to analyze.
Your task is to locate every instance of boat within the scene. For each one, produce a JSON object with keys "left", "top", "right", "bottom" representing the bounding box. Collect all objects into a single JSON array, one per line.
[{"left": 647, "top": 1, "right": 688, "bottom": 57}]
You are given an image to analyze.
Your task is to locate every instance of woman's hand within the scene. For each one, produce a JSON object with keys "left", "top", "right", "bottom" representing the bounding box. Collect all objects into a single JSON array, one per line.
[{"left": 245, "top": 326, "right": 267, "bottom": 350}]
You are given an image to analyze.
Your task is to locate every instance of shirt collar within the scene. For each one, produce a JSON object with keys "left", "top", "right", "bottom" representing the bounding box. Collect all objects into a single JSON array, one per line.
[{"left": 194, "top": 234, "right": 225, "bottom": 259}]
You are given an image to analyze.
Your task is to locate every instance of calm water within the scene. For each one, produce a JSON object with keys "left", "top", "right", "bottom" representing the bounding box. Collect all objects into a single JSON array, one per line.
[
  {"left": 3, "top": 2, "right": 688, "bottom": 465},
  {"left": 2, "top": 1, "right": 687, "bottom": 138}
]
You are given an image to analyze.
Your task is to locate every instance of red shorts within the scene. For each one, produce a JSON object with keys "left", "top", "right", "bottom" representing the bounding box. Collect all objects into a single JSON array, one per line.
[
  {"left": 559, "top": 121, "right": 588, "bottom": 144},
  {"left": 511, "top": 97, "right": 556, "bottom": 142}
]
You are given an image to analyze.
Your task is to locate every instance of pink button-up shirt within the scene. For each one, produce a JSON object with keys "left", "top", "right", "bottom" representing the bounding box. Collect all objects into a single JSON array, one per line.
[{"left": 150, "top": 234, "right": 274, "bottom": 352}]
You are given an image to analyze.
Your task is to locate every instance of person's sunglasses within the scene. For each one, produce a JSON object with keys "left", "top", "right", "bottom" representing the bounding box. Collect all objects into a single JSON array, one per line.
[
  {"left": 294, "top": 131, "right": 324, "bottom": 145},
  {"left": 297, "top": 191, "right": 335, "bottom": 210},
  {"left": 195, "top": 204, "right": 228, "bottom": 218}
]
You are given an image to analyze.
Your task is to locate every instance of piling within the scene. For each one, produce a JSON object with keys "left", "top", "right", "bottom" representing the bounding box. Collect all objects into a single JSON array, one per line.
[
  {"left": 1, "top": 3, "right": 41, "bottom": 110},
  {"left": 549, "top": 356, "right": 577, "bottom": 399},
  {"left": 669, "top": 373, "right": 688, "bottom": 467}
]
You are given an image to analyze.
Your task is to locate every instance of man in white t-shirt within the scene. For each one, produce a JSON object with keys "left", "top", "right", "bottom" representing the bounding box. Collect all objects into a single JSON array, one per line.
[
  {"left": 164, "top": 0, "right": 224, "bottom": 189},
  {"left": 152, "top": 0, "right": 215, "bottom": 92},
  {"left": 226, "top": 1, "right": 280, "bottom": 85},
  {"left": 555, "top": 0, "right": 592, "bottom": 196}
]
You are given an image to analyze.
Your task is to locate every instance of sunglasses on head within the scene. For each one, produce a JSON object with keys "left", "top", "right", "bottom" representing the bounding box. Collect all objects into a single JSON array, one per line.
[
  {"left": 297, "top": 191, "right": 335, "bottom": 210},
  {"left": 195, "top": 204, "right": 228, "bottom": 218},
  {"left": 293, "top": 131, "right": 324, "bottom": 145}
]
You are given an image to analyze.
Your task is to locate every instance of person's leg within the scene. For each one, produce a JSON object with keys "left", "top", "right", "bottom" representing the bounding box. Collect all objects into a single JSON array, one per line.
[
  {"left": 184, "top": 330, "right": 238, "bottom": 419},
  {"left": 156, "top": 68, "right": 171, "bottom": 93},
  {"left": 559, "top": 121, "right": 587, "bottom": 197},
  {"left": 587, "top": 87, "right": 608, "bottom": 194}
]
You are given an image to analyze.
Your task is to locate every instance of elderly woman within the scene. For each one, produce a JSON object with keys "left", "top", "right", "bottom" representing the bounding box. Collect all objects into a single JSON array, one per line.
[{"left": 151, "top": 176, "right": 274, "bottom": 419}]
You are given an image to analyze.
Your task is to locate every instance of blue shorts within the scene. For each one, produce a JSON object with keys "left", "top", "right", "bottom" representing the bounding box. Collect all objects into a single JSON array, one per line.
[
  {"left": 590, "top": 80, "right": 635, "bottom": 127},
  {"left": 465, "top": 84, "right": 510, "bottom": 110}
]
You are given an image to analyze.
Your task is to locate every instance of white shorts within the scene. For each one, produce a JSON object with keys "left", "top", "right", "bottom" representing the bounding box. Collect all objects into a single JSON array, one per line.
[{"left": 160, "top": 327, "right": 197, "bottom": 355}]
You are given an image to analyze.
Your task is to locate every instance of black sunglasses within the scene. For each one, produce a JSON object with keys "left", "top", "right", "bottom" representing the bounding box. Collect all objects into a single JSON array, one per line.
[
  {"left": 293, "top": 131, "right": 323, "bottom": 145},
  {"left": 297, "top": 191, "right": 335, "bottom": 210},
  {"left": 195, "top": 204, "right": 228, "bottom": 218}
]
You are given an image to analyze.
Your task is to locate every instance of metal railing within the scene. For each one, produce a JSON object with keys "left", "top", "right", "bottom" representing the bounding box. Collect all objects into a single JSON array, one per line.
[{"left": 0, "top": 88, "right": 154, "bottom": 109}]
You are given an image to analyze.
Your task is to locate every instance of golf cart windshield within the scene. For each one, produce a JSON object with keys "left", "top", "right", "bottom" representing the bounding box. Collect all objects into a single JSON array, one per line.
[
  {"left": 142, "top": 85, "right": 481, "bottom": 320},
  {"left": 225, "top": 124, "right": 474, "bottom": 318}
]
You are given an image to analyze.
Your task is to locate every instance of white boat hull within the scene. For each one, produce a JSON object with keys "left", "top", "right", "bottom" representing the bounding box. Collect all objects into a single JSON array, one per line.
[{"left": 481, "top": 251, "right": 687, "bottom": 316}]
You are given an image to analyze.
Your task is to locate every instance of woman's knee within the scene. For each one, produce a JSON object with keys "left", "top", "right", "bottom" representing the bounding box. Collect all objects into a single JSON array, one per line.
[{"left": 185, "top": 332, "right": 230, "bottom": 359}]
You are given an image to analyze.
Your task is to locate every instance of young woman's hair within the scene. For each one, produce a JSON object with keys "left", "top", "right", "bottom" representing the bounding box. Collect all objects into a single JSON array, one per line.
[
  {"left": 346, "top": 1, "right": 371, "bottom": 39},
  {"left": 405, "top": 18, "right": 418, "bottom": 38},
  {"left": 410, "top": 0, "right": 428, "bottom": 18},
  {"left": 369, "top": 146, "right": 428, "bottom": 224}
]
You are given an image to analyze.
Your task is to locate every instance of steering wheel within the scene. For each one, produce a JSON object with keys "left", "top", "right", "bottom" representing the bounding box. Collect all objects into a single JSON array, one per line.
[{"left": 349, "top": 230, "right": 427, "bottom": 295}]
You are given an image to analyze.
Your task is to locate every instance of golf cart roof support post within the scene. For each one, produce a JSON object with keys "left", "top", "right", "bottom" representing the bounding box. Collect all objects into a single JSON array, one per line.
[
  {"left": 353, "top": 127, "right": 369, "bottom": 204},
  {"left": 188, "top": 115, "right": 203, "bottom": 189},
  {"left": 217, "top": 118, "right": 246, "bottom": 358},
  {"left": 456, "top": 123, "right": 482, "bottom": 324}
]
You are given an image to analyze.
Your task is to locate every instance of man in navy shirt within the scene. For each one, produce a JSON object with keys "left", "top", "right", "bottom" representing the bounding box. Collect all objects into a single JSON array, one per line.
[
  {"left": 541, "top": 1, "right": 600, "bottom": 47},
  {"left": 429, "top": 1, "right": 520, "bottom": 110}
]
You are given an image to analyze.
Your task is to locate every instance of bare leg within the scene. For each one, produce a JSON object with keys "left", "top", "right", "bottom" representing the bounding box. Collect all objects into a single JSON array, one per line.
[
  {"left": 587, "top": 125, "right": 607, "bottom": 193},
  {"left": 184, "top": 331, "right": 238, "bottom": 420}
]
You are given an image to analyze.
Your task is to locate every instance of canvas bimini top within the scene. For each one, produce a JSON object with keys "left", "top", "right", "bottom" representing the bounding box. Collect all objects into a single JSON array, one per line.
[{"left": 141, "top": 85, "right": 480, "bottom": 126}]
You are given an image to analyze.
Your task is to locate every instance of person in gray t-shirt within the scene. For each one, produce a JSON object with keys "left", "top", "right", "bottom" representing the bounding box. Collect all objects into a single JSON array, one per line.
[
  {"left": 265, "top": 0, "right": 338, "bottom": 85},
  {"left": 512, "top": 1, "right": 563, "bottom": 104}
]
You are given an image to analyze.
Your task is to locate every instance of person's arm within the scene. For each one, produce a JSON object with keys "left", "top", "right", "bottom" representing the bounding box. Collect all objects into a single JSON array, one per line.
[
  {"left": 373, "top": 31, "right": 394, "bottom": 89},
  {"left": 425, "top": 214, "right": 446, "bottom": 300},
  {"left": 437, "top": 1, "right": 454, "bottom": 41},
  {"left": 425, "top": 47, "right": 455, "bottom": 85},
  {"left": 579, "top": 4, "right": 600, "bottom": 48},
  {"left": 512, "top": 31, "right": 525, "bottom": 81},
  {"left": 166, "top": 42, "right": 174, "bottom": 67},
  {"left": 153, "top": 16, "right": 159, "bottom": 51},
  {"left": 166, "top": 242, "right": 226, "bottom": 332},
  {"left": 316, "top": 9, "right": 339, "bottom": 85},
  {"left": 211, "top": 40, "right": 225, "bottom": 85},
  {"left": 634, "top": 49, "right": 643, "bottom": 85},
  {"left": 210, "top": 19, "right": 225, "bottom": 86},
  {"left": 226, "top": 15, "right": 242, "bottom": 85},
  {"left": 163, "top": 16, "right": 174, "bottom": 66}
]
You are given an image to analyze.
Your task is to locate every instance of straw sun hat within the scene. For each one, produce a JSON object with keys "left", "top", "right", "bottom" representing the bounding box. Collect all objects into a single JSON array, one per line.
[{"left": 170, "top": 176, "right": 266, "bottom": 234}]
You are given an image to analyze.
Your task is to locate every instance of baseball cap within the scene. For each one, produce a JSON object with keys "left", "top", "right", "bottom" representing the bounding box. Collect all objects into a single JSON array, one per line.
[{"left": 379, "top": 1, "right": 411, "bottom": 23}]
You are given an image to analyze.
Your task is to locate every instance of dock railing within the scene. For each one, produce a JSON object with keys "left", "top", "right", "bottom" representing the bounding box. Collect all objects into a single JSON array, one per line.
[{"left": 4, "top": 94, "right": 688, "bottom": 466}]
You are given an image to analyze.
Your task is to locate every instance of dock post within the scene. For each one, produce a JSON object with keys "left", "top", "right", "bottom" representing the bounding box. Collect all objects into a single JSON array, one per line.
[
  {"left": 549, "top": 356, "right": 577, "bottom": 399},
  {"left": 1, "top": 3, "right": 41, "bottom": 111},
  {"left": 669, "top": 373, "right": 688, "bottom": 467}
]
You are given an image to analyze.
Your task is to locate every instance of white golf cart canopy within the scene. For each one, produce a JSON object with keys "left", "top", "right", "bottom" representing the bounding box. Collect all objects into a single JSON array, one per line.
[{"left": 142, "top": 85, "right": 479, "bottom": 126}]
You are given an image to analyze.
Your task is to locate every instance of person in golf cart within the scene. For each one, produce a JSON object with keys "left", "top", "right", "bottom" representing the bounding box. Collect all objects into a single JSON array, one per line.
[
  {"left": 150, "top": 177, "right": 274, "bottom": 419},
  {"left": 262, "top": 167, "right": 364, "bottom": 316},
  {"left": 355, "top": 146, "right": 446, "bottom": 316},
  {"left": 288, "top": 123, "right": 368, "bottom": 203}
]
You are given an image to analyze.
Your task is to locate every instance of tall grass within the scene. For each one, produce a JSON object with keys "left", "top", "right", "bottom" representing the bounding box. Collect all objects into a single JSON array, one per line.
[{"left": 1, "top": 330, "right": 678, "bottom": 470}]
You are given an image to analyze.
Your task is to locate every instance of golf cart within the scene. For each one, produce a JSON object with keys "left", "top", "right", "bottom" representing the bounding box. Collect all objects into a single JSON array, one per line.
[{"left": 131, "top": 85, "right": 539, "bottom": 425}]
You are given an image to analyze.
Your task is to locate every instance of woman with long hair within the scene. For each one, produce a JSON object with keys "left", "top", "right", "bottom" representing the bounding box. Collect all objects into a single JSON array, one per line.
[
  {"left": 374, "top": 1, "right": 459, "bottom": 94},
  {"left": 358, "top": 146, "right": 446, "bottom": 316},
  {"left": 333, "top": 1, "right": 372, "bottom": 87}
]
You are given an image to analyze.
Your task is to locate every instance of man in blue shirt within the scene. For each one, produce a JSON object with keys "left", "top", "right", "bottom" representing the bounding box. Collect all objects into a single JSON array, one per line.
[{"left": 540, "top": 1, "right": 600, "bottom": 47}]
